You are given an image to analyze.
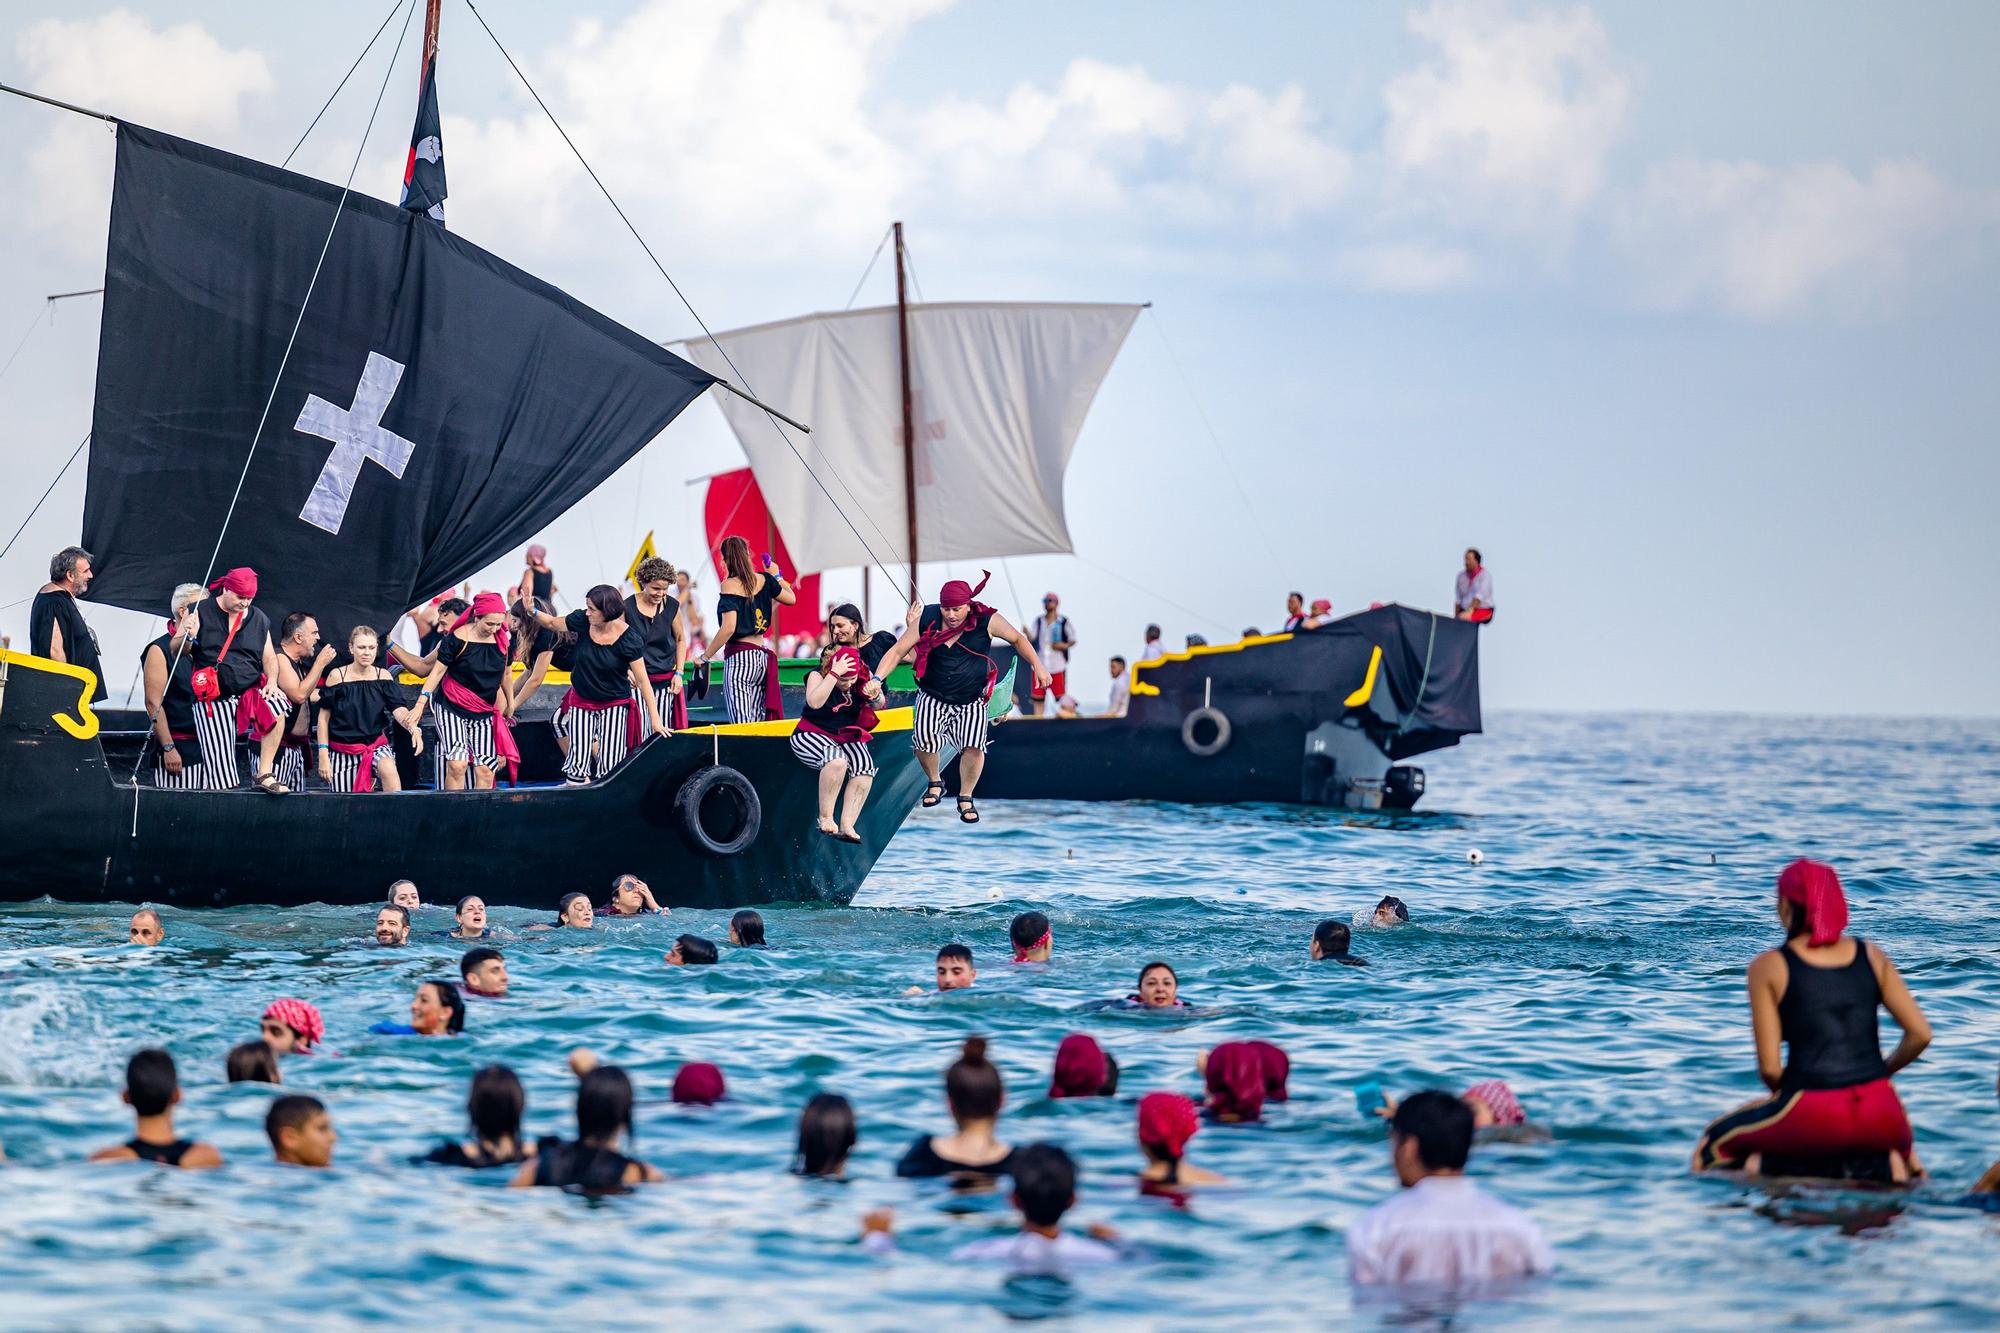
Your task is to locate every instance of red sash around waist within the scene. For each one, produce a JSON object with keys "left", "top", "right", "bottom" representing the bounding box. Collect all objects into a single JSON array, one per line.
[
  {"left": 328, "top": 737, "right": 390, "bottom": 792},
  {"left": 562, "top": 688, "right": 642, "bottom": 753}
]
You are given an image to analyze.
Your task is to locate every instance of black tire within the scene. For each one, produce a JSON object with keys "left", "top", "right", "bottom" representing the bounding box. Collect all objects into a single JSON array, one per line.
[
  {"left": 1180, "top": 706, "right": 1232, "bottom": 757},
  {"left": 673, "top": 765, "right": 762, "bottom": 857}
]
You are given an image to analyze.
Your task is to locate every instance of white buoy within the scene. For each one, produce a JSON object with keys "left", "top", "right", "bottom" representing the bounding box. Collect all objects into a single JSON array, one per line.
[
  {"left": 987, "top": 887, "right": 1003, "bottom": 899},
  {"left": 1467, "top": 848, "right": 1484, "bottom": 865}
]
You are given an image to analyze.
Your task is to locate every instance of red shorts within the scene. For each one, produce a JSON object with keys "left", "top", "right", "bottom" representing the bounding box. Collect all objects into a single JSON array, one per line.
[
  {"left": 1695, "top": 1078, "right": 1912, "bottom": 1169},
  {"left": 1032, "top": 670, "right": 1066, "bottom": 701},
  {"left": 1465, "top": 607, "right": 1494, "bottom": 623}
]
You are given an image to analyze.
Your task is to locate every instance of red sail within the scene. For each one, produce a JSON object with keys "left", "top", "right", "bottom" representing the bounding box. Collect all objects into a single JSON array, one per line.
[{"left": 702, "top": 468, "right": 824, "bottom": 644}]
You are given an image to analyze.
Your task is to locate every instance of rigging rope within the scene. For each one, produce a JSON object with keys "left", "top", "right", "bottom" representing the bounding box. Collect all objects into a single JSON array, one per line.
[
  {"left": 0, "top": 431, "right": 89, "bottom": 567},
  {"left": 843, "top": 225, "right": 892, "bottom": 310},
  {"left": 280, "top": 0, "right": 408, "bottom": 169},
  {"left": 1145, "top": 307, "right": 1282, "bottom": 571},
  {"left": 0, "top": 300, "right": 50, "bottom": 396}
]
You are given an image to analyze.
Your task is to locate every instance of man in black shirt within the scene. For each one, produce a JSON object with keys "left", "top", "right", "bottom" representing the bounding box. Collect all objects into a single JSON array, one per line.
[
  {"left": 188, "top": 567, "right": 284, "bottom": 791},
  {"left": 29, "top": 546, "right": 106, "bottom": 703}
]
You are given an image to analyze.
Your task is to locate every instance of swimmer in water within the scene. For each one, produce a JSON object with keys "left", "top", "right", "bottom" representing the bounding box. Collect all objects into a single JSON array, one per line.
[
  {"left": 267, "top": 1094, "right": 335, "bottom": 1168},
  {"left": 259, "top": 998, "right": 324, "bottom": 1055},
  {"left": 529, "top": 892, "right": 595, "bottom": 931},
  {"left": 372, "top": 980, "right": 466, "bottom": 1036},
  {"left": 602, "top": 873, "right": 664, "bottom": 917},
  {"left": 1010, "top": 911, "right": 1053, "bottom": 963},
  {"left": 375, "top": 904, "right": 412, "bottom": 947},
  {"left": 128, "top": 908, "right": 164, "bottom": 946},
  {"left": 389, "top": 879, "right": 421, "bottom": 911},
  {"left": 1380, "top": 1081, "right": 1542, "bottom": 1140},
  {"left": 1693, "top": 859, "right": 1930, "bottom": 1181},
  {"left": 1311, "top": 920, "right": 1367, "bottom": 966},
  {"left": 460, "top": 947, "right": 509, "bottom": 998},
  {"left": 425, "top": 1065, "right": 532, "bottom": 1168},
  {"left": 672, "top": 1063, "right": 726, "bottom": 1106},
  {"left": 896, "top": 1037, "right": 1016, "bottom": 1180},
  {"left": 867, "top": 1144, "right": 1123, "bottom": 1267},
  {"left": 511, "top": 1066, "right": 663, "bottom": 1191},
  {"left": 89, "top": 1049, "right": 222, "bottom": 1168},
  {"left": 1129, "top": 961, "right": 1187, "bottom": 1009},
  {"left": 451, "top": 895, "right": 488, "bottom": 940},
  {"left": 1972, "top": 1069, "right": 2000, "bottom": 1195},
  {"left": 1370, "top": 896, "right": 1410, "bottom": 928},
  {"left": 1048, "top": 1034, "right": 1113, "bottom": 1100},
  {"left": 1137, "top": 1092, "right": 1226, "bottom": 1188},
  {"left": 1203, "top": 1042, "right": 1268, "bottom": 1123},
  {"left": 729, "top": 909, "right": 765, "bottom": 947},
  {"left": 226, "top": 1040, "right": 281, "bottom": 1084},
  {"left": 665, "top": 934, "right": 719, "bottom": 966},
  {"left": 908, "top": 943, "right": 977, "bottom": 995},
  {"left": 796, "top": 1093, "right": 859, "bottom": 1178}
]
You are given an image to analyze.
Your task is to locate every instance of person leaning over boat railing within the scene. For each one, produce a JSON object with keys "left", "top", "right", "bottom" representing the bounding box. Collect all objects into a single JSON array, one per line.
[
  {"left": 140, "top": 582, "right": 214, "bottom": 790},
  {"left": 186, "top": 567, "right": 286, "bottom": 793},
  {"left": 259, "top": 612, "right": 336, "bottom": 794},
  {"left": 690, "top": 535, "right": 796, "bottom": 724},
  {"left": 528, "top": 584, "right": 669, "bottom": 784},
  {"left": 408, "top": 592, "right": 516, "bottom": 791},
  {"left": 790, "top": 644, "right": 884, "bottom": 842},
  {"left": 625, "top": 557, "right": 689, "bottom": 732},
  {"left": 315, "top": 625, "right": 422, "bottom": 793},
  {"left": 30, "top": 545, "right": 105, "bottom": 702},
  {"left": 873, "top": 571, "right": 1054, "bottom": 827}
]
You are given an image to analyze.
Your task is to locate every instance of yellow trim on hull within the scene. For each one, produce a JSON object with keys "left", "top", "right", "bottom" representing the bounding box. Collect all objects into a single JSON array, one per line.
[
  {"left": 1343, "top": 645, "right": 1384, "bottom": 707},
  {"left": 1128, "top": 632, "right": 1294, "bottom": 697},
  {"left": 684, "top": 705, "right": 917, "bottom": 738},
  {"left": 0, "top": 647, "right": 104, "bottom": 740}
]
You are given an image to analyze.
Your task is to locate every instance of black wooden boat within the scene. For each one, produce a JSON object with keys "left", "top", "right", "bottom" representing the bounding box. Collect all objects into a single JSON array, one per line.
[{"left": 948, "top": 604, "right": 1481, "bottom": 808}]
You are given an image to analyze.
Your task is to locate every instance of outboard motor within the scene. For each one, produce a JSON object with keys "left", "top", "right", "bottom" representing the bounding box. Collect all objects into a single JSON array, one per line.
[{"left": 1382, "top": 765, "right": 1425, "bottom": 810}]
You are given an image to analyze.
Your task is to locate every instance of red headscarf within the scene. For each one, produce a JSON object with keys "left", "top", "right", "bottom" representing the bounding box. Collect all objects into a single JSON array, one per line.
[
  {"left": 1462, "top": 1079, "right": 1526, "bottom": 1126},
  {"left": 912, "top": 571, "right": 995, "bottom": 680},
  {"left": 1778, "top": 858, "right": 1849, "bottom": 947},
  {"left": 450, "top": 591, "right": 512, "bottom": 658},
  {"left": 1138, "top": 1092, "right": 1200, "bottom": 1159},
  {"left": 262, "top": 997, "right": 324, "bottom": 1051},
  {"left": 211, "top": 567, "right": 258, "bottom": 598},
  {"left": 1048, "top": 1034, "right": 1108, "bottom": 1098},
  {"left": 1204, "top": 1042, "right": 1267, "bottom": 1122},
  {"left": 672, "top": 1062, "right": 726, "bottom": 1105},
  {"left": 1247, "top": 1040, "right": 1289, "bottom": 1102}
]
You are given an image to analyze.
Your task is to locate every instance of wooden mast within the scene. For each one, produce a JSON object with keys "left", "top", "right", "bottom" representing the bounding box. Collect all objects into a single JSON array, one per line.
[
  {"left": 894, "top": 221, "right": 918, "bottom": 603},
  {"left": 421, "top": 0, "right": 442, "bottom": 76}
]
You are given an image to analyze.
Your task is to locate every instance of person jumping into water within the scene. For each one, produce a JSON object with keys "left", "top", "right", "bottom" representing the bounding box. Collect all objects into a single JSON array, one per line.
[
  {"left": 1692, "top": 859, "right": 1931, "bottom": 1179},
  {"left": 875, "top": 572, "right": 1053, "bottom": 825}
]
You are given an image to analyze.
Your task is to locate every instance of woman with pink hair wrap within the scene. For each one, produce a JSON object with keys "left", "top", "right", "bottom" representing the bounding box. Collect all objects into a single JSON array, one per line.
[
  {"left": 1693, "top": 859, "right": 1932, "bottom": 1181},
  {"left": 1137, "top": 1092, "right": 1227, "bottom": 1189},
  {"left": 671, "top": 1063, "right": 726, "bottom": 1106},
  {"left": 1047, "top": 1034, "right": 1110, "bottom": 1099},
  {"left": 409, "top": 592, "right": 516, "bottom": 790},
  {"left": 1203, "top": 1043, "right": 1268, "bottom": 1123}
]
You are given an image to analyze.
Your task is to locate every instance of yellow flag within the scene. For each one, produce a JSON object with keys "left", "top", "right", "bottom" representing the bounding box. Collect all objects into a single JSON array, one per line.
[{"left": 623, "top": 530, "right": 657, "bottom": 585}]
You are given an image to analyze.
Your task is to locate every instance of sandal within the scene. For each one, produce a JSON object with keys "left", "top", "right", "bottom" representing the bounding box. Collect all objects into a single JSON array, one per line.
[
  {"left": 957, "top": 797, "right": 980, "bottom": 825},
  {"left": 254, "top": 772, "right": 291, "bottom": 795},
  {"left": 921, "top": 780, "right": 945, "bottom": 809}
]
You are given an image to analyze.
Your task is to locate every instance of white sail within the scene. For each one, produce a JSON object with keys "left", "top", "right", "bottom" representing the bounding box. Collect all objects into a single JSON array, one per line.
[{"left": 677, "top": 301, "right": 1141, "bottom": 574}]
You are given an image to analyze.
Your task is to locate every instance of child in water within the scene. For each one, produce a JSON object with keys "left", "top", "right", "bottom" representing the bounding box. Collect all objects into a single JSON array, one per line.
[
  {"left": 89, "top": 1049, "right": 222, "bottom": 1169},
  {"left": 865, "top": 1143, "right": 1125, "bottom": 1271},
  {"left": 796, "top": 1093, "right": 858, "bottom": 1179},
  {"left": 226, "top": 1041, "right": 281, "bottom": 1085},
  {"left": 267, "top": 1095, "right": 336, "bottom": 1168}
]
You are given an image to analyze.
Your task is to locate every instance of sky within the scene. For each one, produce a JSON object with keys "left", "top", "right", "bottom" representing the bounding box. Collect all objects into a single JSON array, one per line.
[{"left": 0, "top": 0, "right": 1995, "bottom": 715}]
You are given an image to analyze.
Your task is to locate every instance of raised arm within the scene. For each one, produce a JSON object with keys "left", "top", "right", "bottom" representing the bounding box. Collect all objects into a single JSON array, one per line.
[
  {"left": 766, "top": 565, "right": 798, "bottom": 607},
  {"left": 988, "top": 612, "right": 1053, "bottom": 692},
  {"left": 870, "top": 603, "right": 925, "bottom": 679},
  {"left": 1872, "top": 944, "right": 1932, "bottom": 1076},
  {"left": 803, "top": 669, "right": 837, "bottom": 709}
]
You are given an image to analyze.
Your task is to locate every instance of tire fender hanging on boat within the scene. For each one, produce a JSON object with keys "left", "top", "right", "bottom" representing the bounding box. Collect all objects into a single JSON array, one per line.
[
  {"left": 1180, "top": 706, "right": 1232, "bottom": 757},
  {"left": 674, "top": 765, "right": 763, "bottom": 857}
]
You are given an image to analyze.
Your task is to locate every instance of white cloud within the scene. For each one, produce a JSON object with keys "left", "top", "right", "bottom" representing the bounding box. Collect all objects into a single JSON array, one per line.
[
  {"left": 1619, "top": 158, "right": 1965, "bottom": 319},
  {"left": 1381, "top": 0, "right": 1630, "bottom": 230},
  {"left": 1334, "top": 241, "right": 1475, "bottom": 292}
]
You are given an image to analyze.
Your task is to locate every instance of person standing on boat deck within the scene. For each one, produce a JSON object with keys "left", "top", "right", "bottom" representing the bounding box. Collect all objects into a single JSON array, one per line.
[
  {"left": 316, "top": 626, "right": 421, "bottom": 793},
  {"left": 1026, "top": 593, "right": 1075, "bottom": 716},
  {"left": 1104, "top": 657, "right": 1131, "bottom": 718},
  {"left": 1140, "top": 624, "right": 1165, "bottom": 662},
  {"left": 1281, "top": 592, "right": 1306, "bottom": 633},
  {"left": 30, "top": 546, "right": 105, "bottom": 701},
  {"left": 141, "top": 583, "right": 214, "bottom": 790},
  {"left": 625, "top": 557, "right": 688, "bottom": 731},
  {"left": 1455, "top": 549, "right": 1494, "bottom": 623},
  {"left": 1303, "top": 598, "right": 1335, "bottom": 630},
  {"left": 792, "top": 645, "right": 885, "bottom": 841},
  {"left": 690, "top": 536, "right": 797, "bottom": 724},
  {"left": 531, "top": 585, "right": 669, "bottom": 783},
  {"left": 1693, "top": 859, "right": 1931, "bottom": 1176},
  {"left": 874, "top": 571, "right": 1053, "bottom": 825},
  {"left": 517, "top": 543, "right": 558, "bottom": 612},
  {"left": 259, "top": 613, "right": 335, "bottom": 793},
  {"left": 187, "top": 567, "right": 283, "bottom": 792},
  {"left": 408, "top": 594, "right": 514, "bottom": 790},
  {"left": 827, "top": 602, "right": 899, "bottom": 673}
]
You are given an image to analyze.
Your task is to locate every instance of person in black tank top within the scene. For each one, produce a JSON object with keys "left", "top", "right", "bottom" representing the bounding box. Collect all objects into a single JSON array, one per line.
[
  {"left": 518, "top": 543, "right": 557, "bottom": 612},
  {"left": 790, "top": 645, "right": 885, "bottom": 840},
  {"left": 625, "top": 558, "right": 687, "bottom": 728},
  {"left": 140, "top": 589, "right": 217, "bottom": 789},
  {"left": 510, "top": 1066, "right": 661, "bottom": 1192},
  {"left": 690, "top": 536, "right": 798, "bottom": 725},
  {"left": 1693, "top": 859, "right": 1931, "bottom": 1180},
  {"left": 875, "top": 572, "right": 1054, "bottom": 825},
  {"left": 88, "top": 1049, "right": 222, "bottom": 1170}
]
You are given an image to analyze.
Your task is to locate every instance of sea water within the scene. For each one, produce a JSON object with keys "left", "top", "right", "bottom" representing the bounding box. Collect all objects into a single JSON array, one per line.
[{"left": 1, "top": 711, "right": 1997, "bottom": 1329}]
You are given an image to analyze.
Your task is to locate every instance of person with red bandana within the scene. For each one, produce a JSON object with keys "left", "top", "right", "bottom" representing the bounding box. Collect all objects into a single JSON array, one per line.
[
  {"left": 1692, "top": 859, "right": 1932, "bottom": 1181},
  {"left": 875, "top": 571, "right": 1053, "bottom": 825},
  {"left": 410, "top": 591, "right": 518, "bottom": 790},
  {"left": 1454, "top": 548, "right": 1494, "bottom": 623},
  {"left": 790, "top": 644, "right": 885, "bottom": 840},
  {"left": 187, "top": 567, "right": 286, "bottom": 792}
]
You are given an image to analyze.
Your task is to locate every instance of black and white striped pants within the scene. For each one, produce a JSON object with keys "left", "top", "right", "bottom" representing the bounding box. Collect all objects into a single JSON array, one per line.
[
  {"left": 789, "top": 728, "right": 877, "bottom": 778},
  {"left": 561, "top": 702, "right": 631, "bottom": 784},
  {"left": 723, "top": 649, "right": 768, "bottom": 724},
  {"left": 152, "top": 750, "right": 219, "bottom": 790},
  {"left": 912, "top": 693, "right": 989, "bottom": 755},
  {"left": 275, "top": 741, "right": 308, "bottom": 791},
  {"left": 192, "top": 698, "right": 244, "bottom": 788},
  {"left": 324, "top": 743, "right": 387, "bottom": 792},
  {"left": 432, "top": 702, "right": 496, "bottom": 772}
]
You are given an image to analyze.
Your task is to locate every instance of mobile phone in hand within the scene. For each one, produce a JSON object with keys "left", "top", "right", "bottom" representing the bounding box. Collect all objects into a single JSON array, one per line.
[{"left": 1355, "top": 1081, "right": 1385, "bottom": 1118}]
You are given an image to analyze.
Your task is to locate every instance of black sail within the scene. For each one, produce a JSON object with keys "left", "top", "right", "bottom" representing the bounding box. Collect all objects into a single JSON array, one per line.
[{"left": 83, "top": 122, "right": 716, "bottom": 637}]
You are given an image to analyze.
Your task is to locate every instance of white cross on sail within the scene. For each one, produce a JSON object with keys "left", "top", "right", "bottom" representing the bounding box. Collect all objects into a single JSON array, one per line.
[{"left": 291, "top": 351, "right": 418, "bottom": 535}]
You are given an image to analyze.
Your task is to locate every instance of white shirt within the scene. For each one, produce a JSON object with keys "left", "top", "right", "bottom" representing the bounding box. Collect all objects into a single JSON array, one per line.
[
  {"left": 1030, "top": 614, "right": 1072, "bottom": 673},
  {"left": 1346, "top": 1176, "right": 1553, "bottom": 1287},
  {"left": 1105, "top": 674, "right": 1130, "bottom": 718},
  {"left": 1454, "top": 567, "right": 1494, "bottom": 613},
  {"left": 952, "top": 1230, "right": 1121, "bottom": 1273},
  {"left": 1139, "top": 641, "right": 1165, "bottom": 662}
]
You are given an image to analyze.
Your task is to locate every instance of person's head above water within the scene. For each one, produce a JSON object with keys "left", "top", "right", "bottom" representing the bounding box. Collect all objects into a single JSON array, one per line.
[
  {"left": 1138, "top": 1092, "right": 1201, "bottom": 1177},
  {"left": 1048, "top": 1033, "right": 1109, "bottom": 1099},
  {"left": 454, "top": 895, "right": 487, "bottom": 936},
  {"left": 260, "top": 998, "right": 323, "bottom": 1054},
  {"left": 375, "top": 905, "right": 411, "bottom": 946},
  {"left": 388, "top": 879, "right": 420, "bottom": 911},
  {"left": 227, "top": 1040, "right": 280, "bottom": 1084},
  {"left": 1371, "top": 895, "right": 1410, "bottom": 927},
  {"left": 1010, "top": 911, "right": 1052, "bottom": 963},
  {"left": 576, "top": 1066, "right": 636, "bottom": 1147},
  {"left": 555, "top": 893, "right": 594, "bottom": 929},
  {"left": 604, "top": 874, "right": 652, "bottom": 916},
  {"left": 1135, "top": 961, "right": 1179, "bottom": 1008},
  {"left": 460, "top": 947, "right": 508, "bottom": 997},
  {"left": 1390, "top": 1089, "right": 1474, "bottom": 1185},
  {"left": 411, "top": 980, "right": 466, "bottom": 1036},
  {"left": 1777, "top": 858, "right": 1849, "bottom": 946},
  {"left": 671, "top": 1062, "right": 726, "bottom": 1106},
  {"left": 1204, "top": 1042, "right": 1267, "bottom": 1122},
  {"left": 945, "top": 1037, "right": 1004, "bottom": 1125},
  {"left": 1246, "top": 1040, "right": 1290, "bottom": 1102},
  {"left": 124, "top": 1048, "right": 181, "bottom": 1118},
  {"left": 1461, "top": 1079, "right": 1526, "bottom": 1128},
  {"left": 128, "top": 908, "right": 163, "bottom": 946},
  {"left": 729, "top": 909, "right": 765, "bottom": 947},
  {"left": 467, "top": 1065, "right": 525, "bottom": 1149},
  {"left": 796, "top": 1092, "right": 858, "bottom": 1178},
  {"left": 935, "top": 943, "right": 976, "bottom": 991},
  {"left": 665, "top": 934, "right": 719, "bottom": 966},
  {"left": 1311, "top": 919, "right": 1360, "bottom": 961},
  {"left": 1009, "top": 1143, "right": 1080, "bottom": 1230},
  {"left": 266, "top": 1094, "right": 335, "bottom": 1168}
]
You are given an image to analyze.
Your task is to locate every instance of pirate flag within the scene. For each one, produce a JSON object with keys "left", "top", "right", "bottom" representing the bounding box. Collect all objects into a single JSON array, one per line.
[
  {"left": 399, "top": 41, "right": 446, "bottom": 223},
  {"left": 82, "top": 123, "right": 717, "bottom": 641}
]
